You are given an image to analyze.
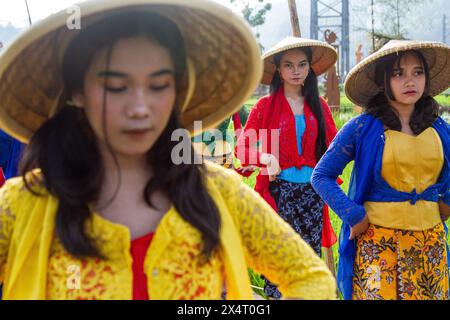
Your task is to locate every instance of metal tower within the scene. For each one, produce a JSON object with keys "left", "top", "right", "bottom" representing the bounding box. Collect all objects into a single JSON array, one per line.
[{"left": 310, "top": 0, "right": 350, "bottom": 80}]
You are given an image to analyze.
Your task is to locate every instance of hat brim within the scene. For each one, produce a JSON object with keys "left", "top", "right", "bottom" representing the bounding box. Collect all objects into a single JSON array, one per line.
[
  {"left": 0, "top": 0, "right": 262, "bottom": 143},
  {"left": 261, "top": 38, "right": 338, "bottom": 85},
  {"left": 344, "top": 41, "right": 450, "bottom": 108}
]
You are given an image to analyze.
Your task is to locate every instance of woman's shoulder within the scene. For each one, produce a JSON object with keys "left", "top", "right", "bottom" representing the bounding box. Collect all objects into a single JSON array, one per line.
[
  {"left": 251, "top": 95, "right": 271, "bottom": 111},
  {"left": 342, "top": 113, "right": 373, "bottom": 129},
  {"left": 0, "top": 170, "right": 48, "bottom": 208},
  {"left": 435, "top": 116, "right": 450, "bottom": 128},
  {"left": 318, "top": 96, "right": 329, "bottom": 107}
]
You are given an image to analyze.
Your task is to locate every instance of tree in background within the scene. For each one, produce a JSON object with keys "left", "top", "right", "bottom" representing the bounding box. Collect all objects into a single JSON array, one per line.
[
  {"left": 377, "top": 0, "right": 426, "bottom": 38},
  {"left": 354, "top": 0, "right": 427, "bottom": 52},
  {"left": 229, "top": 0, "right": 272, "bottom": 50}
]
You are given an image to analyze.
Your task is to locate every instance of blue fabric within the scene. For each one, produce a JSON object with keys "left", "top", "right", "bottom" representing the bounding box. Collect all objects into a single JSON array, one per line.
[
  {"left": 311, "top": 114, "right": 450, "bottom": 300},
  {"left": 0, "top": 130, "right": 24, "bottom": 178},
  {"left": 444, "top": 190, "right": 450, "bottom": 205},
  {"left": 279, "top": 115, "right": 314, "bottom": 183}
]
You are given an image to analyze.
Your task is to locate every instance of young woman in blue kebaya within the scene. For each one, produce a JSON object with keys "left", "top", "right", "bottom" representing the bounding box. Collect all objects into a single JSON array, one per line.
[{"left": 312, "top": 40, "right": 450, "bottom": 300}]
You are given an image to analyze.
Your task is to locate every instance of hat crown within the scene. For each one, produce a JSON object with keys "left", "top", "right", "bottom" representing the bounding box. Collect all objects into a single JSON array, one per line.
[
  {"left": 345, "top": 39, "right": 450, "bottom": 108},
  {"left": 382, "top": 39, "right": 411, "bottom": 50},
  {"left": 0, "top": 0, "right": 263, "bottom": 142},
  {"left": 261, "top": 36, "right": 338, "bottom": 84},
  {"left": 263, "top": 36, "right": 333, "bottom": 58}
]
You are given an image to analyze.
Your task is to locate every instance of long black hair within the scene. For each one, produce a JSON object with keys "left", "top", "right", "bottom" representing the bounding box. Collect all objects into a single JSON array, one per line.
[
  {"left": 270, "top": 48, "right": 328, "bottom": 161},
  {"left": 20, "top": 11, "right": 221, "bottom": 258},
  {"left": 365, "top": 50, "right": 439, "bottom": 134}
]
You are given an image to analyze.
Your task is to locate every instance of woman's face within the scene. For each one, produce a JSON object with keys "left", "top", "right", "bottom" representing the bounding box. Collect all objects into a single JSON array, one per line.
[
  {"left": 278, "top": 49, "right": 310, "bottom": 87},
  {"left": 388, "top": 52, "right": 426, "bottom": 108},
  {"left": 73, "top": 35, "right": 176, "bottom": 158}
]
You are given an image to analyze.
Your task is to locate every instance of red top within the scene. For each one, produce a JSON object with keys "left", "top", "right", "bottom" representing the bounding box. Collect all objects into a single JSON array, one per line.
[
  {"left": 130, "top": 232, "right": 154, "bottom": 300},
  {"left": 235, "top": 86, "right": 340, "bottom": 247},
  {"left": 0, "top": 167, "right": 5, "bottom": 187}
]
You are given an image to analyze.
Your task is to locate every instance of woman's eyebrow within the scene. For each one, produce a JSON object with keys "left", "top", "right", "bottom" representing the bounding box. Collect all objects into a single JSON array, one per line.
[
  {"left": 149, "top": 68, "right": 174, "bottom": 78},
  {"left": 96, "top": 69, "right": 174, "bottom": 78},
  {"left": 283, "top": 59, "right": 308, "bottom": 64},
  {"left": 97, "top": 70, "right": 127, "bottom": 77}
]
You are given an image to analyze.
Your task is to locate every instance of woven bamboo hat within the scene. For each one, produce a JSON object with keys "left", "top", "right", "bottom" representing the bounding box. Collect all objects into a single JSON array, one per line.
[
  {"left": 0, "top": 0, "right": 262, "bottom": 143},
  {"left": 261, "top": 36, "right": 338, "bottom": 85},
  {"left": 345, "top": 40, "right": 450, "bottom": 108}
]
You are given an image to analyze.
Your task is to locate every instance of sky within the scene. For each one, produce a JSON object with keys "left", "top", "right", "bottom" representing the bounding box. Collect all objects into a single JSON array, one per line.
[
  {"left": 0, "top": 0, "right": 242, "bottom": 27},
  {"left": 0, "top": 0, "right": 79, "bottom": 26},
  {"left": 0, "top": 0, "right": 449, "bottom": 68}
]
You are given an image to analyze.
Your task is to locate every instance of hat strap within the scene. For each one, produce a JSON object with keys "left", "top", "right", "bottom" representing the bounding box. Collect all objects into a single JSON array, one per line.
[
  {"left": 49, "top": 88, "right": 64, "bottom": 117},
  {"left": 180, "top": 58, "right": 196, "bottom": 112}
]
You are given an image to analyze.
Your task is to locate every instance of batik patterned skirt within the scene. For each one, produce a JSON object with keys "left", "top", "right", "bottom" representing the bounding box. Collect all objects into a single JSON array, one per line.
[
  {"left": 353, "top": 223, "right": 449, "bottom": 300},
  {"left": 263, "top": 179, "right": 324, "bottom": 299}
]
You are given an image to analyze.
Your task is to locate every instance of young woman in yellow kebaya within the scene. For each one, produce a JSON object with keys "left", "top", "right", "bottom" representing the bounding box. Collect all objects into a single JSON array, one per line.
[{"left": 0, "top": 0, "right": 336, "bottom": 300}]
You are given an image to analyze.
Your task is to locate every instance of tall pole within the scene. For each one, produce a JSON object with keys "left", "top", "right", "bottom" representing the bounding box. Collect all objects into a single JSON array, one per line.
[
  {"left": 25, "top": 0, "right": 32, "bottom": 25},
  {"left": 342, "top": 0, "right": 349, "bottom": 78},
  {"left": 288, "top": 0, "right": 301, "bottom": 37},
  {"left": 371, "top": 0, "right": 375, "bottom": 52},
  {"left": 444, "top": 14, "right": 447, "bottom": 44},
  {"left": 310, "top": 0, "right": 318, "bottom": 40},
  {"left": 396, "top": 0, "right": 400, "bottom": 37}
]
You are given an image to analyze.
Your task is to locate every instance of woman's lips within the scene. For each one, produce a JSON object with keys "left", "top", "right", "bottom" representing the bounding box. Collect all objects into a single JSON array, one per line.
[{"left": 123, "top": 128, "right": 151, "bottom": 137}]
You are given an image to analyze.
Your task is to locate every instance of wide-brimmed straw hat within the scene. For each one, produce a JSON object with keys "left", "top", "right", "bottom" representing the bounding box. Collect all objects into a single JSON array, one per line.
[
  {"left": 345, "top": 40, "right": 450, "bottom": 108},
  {"left": 261, "top": 36, "right": 338, "bottom": 85},
  {"left": 0, "top": 0, "right": 262, "bottom": 143}
]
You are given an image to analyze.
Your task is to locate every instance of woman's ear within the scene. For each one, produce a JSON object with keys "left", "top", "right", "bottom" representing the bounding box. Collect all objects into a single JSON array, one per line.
[{"left": 71, "top": 92, "right": 86, "bottom": 109}]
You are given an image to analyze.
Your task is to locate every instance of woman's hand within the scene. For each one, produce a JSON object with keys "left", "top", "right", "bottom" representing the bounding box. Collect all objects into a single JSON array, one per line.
[
  {"left": 439, "top": 200, "right": 450, "bottom": 221},
  {"left": 260, "top": 153, "right": 281, "bottom": 181},
  {"left": 239, "top": 165, "right": 257, "bottom": 173},
  {"left": 349, "top": 215, "right": 369, "bottom": 240}
]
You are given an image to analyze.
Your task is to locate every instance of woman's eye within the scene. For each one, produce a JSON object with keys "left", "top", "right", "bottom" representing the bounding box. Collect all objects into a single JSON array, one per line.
[
  {"left": 150, "top": 84, "right": 170, "bottom": 91},
  {"left": 415, "top": 70, "right": 424, "bottom": 76},
  {"left": 105, "top": 86, "right": 127, "bottom": 93}
]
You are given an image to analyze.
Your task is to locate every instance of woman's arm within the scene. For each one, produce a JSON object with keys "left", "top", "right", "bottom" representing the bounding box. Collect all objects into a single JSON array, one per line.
[
  {"left": 311, "top": 116, "right": 367, "bottom": 228},
  {"left": 319, "top": 97, "right": 338, "bottom": 145},
  {"left": 440, "top": 188, "right": 450, "bottom": 220},
  {"left": 216, "top": 168, "right": 336, "bottom": 299},
  {"left": 235, "top": 98, "right": 267, "bottom": 168},
  {"left": 0, "top": 178, "right": 21, "bottom": 284}
]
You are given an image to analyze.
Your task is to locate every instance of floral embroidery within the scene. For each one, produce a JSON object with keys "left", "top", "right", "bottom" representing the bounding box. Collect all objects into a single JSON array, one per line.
[{"left": 353, "top": 224, "right": 448, "bottom": 300}]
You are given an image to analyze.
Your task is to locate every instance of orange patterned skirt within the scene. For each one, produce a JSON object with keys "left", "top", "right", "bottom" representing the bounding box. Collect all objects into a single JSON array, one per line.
[{"left": 352, "top": 223, "right": 449, "bottom": 300}]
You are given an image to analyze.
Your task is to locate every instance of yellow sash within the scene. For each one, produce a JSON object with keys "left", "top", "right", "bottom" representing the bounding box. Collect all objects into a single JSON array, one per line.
[{"left": 2, "top": 175, "right": 253, "bottom": 299}]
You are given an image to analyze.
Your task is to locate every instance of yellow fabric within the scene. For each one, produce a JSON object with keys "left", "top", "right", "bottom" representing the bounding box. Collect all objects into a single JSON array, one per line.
[
  {"left": 0, "top": 163, "right": 336, "bottom": 300},
  {"left": 352, "top": 223, "right": 448, "bottom": 300},
  {"left": 365, "top": 128, "right": 444, "bottom": 231}
]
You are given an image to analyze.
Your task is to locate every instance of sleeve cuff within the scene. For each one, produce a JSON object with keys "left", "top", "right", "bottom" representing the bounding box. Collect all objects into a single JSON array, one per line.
[{"left": 344, "top": 205, "right": 366, "bottom": 227}]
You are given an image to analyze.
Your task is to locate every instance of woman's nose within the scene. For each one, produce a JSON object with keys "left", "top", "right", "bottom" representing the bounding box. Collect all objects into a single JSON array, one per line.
[{"left": 126, "top": 89, "right": 150, "bottom": 118}]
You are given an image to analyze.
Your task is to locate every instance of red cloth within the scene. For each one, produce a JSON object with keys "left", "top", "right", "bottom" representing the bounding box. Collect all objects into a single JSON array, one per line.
[
  {"left": 0, "top": 168, "right": 5, "bottom": 187},
  {"left": 130, "top": 232, "right": 154, "bottom": 300},
  {"left": 233, "top": 112, "right": 256, "bottom": 178},
  {"left": 232, "top": 112, "right": 242, "bottom": 131},
  {"left": 235, "top": 86, "right": 340, "bottom": 247}
]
